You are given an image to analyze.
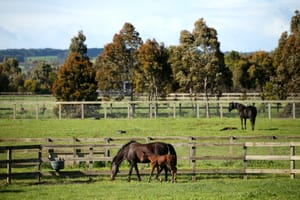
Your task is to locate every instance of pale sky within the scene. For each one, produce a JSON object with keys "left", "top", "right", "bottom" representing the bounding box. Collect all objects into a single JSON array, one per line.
[{"left": 0, "top": 0, "right": 299, "bottom": 52}]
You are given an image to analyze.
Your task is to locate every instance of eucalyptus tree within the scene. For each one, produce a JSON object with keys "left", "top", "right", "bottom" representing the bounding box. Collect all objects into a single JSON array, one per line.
[
  {"left": 169, "top": 18, "right": 232, "bottom": 99},
  {"left": 95, "top": 23, "right": 143, "bottom": 100},
  {"left": 136, "top": 39, "right": 172, "bottom": 100},
  {"left": 266, "top": 10, "right": 300, "bottom": 99}
]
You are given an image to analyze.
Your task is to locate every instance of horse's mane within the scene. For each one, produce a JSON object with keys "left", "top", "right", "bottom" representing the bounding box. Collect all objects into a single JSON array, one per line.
[
  {"left": 167, "top": 143, "right": 177, "bottom": 165},
  {"left": 112, "top": 140, "right": 137, "bottom": 163}
]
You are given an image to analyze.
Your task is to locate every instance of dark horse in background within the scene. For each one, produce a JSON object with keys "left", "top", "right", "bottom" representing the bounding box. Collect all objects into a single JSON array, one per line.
[
  {"left": 110, "top": 141, "right": 177, "bottom": 182},
  {"left": 229, "top": 102, "right": 257, "bottom": 130}
]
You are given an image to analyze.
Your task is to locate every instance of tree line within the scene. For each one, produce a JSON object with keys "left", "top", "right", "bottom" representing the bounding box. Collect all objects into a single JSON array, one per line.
[{"left": 0, "top": 11, "right": 299, "bottom": 101}]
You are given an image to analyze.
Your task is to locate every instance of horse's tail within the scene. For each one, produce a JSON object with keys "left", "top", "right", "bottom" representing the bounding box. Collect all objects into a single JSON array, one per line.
[
  {"left": 167, "top": 143, "right": 177, "bottom": 166},
  {"left": 252, "top": 106, "right": 257, "bottom": 122},
  {"left": 251, "top": 106, "right": 257, "bottom": 130}
]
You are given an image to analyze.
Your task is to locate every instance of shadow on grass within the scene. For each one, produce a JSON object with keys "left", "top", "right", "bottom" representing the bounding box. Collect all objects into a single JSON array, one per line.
[{"left": 0, "top": 189, "right": 24, "bottom": 193}]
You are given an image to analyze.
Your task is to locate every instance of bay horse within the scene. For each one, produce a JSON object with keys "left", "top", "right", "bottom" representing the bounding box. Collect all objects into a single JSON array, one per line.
[
  {"left": 229, "top": 102, "right": 257, "bottom": 130},
  {"left": 110, "top": 141, "right": 177, "bottom": 182},
  {"left": 140, "top": 151, "right": 177, "bottom": 183}
]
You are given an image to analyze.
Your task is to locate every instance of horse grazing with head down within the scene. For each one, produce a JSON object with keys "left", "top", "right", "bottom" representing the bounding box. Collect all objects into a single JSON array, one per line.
[
  {"left": 229, "top": 102, "right": 257, "bottom": 130},
  {"left": 140, "top": 151, "right": 177, "bottom": 183},
  {"left": 110, "top": 141, "right": 177, "bottom": 182}
]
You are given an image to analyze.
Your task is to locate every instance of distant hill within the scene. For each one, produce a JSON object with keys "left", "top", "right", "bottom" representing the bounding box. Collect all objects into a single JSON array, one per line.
[{"left": 0, "top": 48, "right": 103, "bottom": 62}]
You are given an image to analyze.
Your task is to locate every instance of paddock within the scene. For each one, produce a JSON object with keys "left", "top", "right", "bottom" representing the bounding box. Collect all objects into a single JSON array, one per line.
[{"left": 1, "top": 135, "right": 300, "bottom": 184}]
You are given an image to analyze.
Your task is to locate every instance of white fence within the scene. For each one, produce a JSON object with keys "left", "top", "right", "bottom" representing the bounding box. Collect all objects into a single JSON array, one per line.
[{"left": 0, "top": 100, "right": 299, "bottom": 119}]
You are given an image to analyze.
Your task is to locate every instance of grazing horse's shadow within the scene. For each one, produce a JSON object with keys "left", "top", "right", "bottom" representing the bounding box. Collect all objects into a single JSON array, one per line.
[{"left": 229, "top": 102, "right": 257, "bottom": 130}]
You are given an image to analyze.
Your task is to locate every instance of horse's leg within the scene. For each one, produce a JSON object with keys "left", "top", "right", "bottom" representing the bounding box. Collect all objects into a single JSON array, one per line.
[
  {"left": 164, "top": 165, "right": 168, "bottom": 181},
  {"left": 240, "top": 117, "right": 244, "bottom": 130},
  {"left": 128, "top": 162, "right": 134, "bottom": 182},
  {"left": 244, "top": 118, "right": 247, "bottom": 130},
  {"left": 171, "top": 170, "right": 175, "bottom": 183},
  {"left": 166, "top": 164, "right": 175, "bottom": 182},
  {"left": 133, "top": 162, "right": 141, "bottom": 181},
  {"left": 148, "top": 164, "right": 156, "bottom": 183},
  {"left": 251, "top": 117, "right": 255, "bottom": 130},
  {"left": 155, "top": 165, "right": 161, "bottom": 180}
]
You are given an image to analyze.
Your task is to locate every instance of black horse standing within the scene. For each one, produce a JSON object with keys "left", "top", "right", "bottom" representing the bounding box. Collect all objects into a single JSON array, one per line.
[
  {"left": 110, "top": 141, "right": 177, "bottom": 182},
  {"left": 229, "top": 102, "right": 257, "bottom": 130}
]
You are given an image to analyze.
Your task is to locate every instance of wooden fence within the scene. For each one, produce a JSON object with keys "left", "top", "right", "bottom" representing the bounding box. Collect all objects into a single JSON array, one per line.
[
  {"left": 0, "top": 100, "right": 299, "bottom": 119},
  {"left": 1, "top": 136, "right": 300, "bottom": 183},
  {"left": 0, "top": 145, "right": 42, "bottom": 184}
]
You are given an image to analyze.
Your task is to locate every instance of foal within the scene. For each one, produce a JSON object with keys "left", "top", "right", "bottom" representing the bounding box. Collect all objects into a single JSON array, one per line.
[{"left": 141, "top": 151, "right": 177, "bottom": 182}]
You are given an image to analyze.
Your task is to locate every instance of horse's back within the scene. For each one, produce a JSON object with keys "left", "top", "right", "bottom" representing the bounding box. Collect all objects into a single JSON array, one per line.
[{"left": 248, "top": 106, "right": 257, "bottom": 117}]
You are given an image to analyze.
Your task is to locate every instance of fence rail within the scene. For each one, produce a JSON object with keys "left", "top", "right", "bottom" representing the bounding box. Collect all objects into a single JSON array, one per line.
[{"left": 1, "top": 136, "right": 300, "bottom": 183}]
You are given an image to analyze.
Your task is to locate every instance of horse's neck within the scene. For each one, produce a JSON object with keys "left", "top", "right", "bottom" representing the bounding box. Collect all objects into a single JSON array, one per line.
[
  {"left": 113, "top": 152, "right": 125, "bottom": 166},
  {"left": 236, "top": 103, "right": 244, "bottom": 110}
]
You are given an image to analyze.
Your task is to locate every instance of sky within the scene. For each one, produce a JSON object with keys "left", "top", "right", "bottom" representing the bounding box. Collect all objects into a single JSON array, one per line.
[{"left": 0, "top": 0, "right": 299, "bottom": 52}]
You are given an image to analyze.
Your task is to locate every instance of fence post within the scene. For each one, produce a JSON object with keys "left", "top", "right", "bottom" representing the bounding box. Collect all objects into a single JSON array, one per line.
[
  {"left": 73, "top": 137, "right": 77, "bottom": 165},
  {"left": 13, "top": 104, "right": 16, "bottom": 120},
  {"left": 104, "top": 138, "right": 111, "bottom": 167},
  {"left": 7, "top": 148, "right": 12, "bottom": 184},
  {"left": 58, "top": 104, "right": 62, "bottom": 120},
  {"left": 196, "top": 103, "right": 199, "bottom": 118},
  {"left": 38, "top": 146, "right": 42, "bottom": 182},
  {"left": 220, "top": 104, "right": 223, "bottom": 119},
  {"left": 127, "top": 104, "right": 130, "bottom": 118},
  {"left": 104, "top": 104, "right": 107, "bottom": 119},
  {"left": 189, "top": 137, "right": 196, "bottom": 181},
  {"left": 268, "top": 103, "right": 271, "bottom": 119},
  {"left": 243, "top": 144, "right": 248, "bottom": 180},
  {"left": 81, "top": 104, "right": 84, "bottom": 119},
  {"left": 154, "top": 103, "right": 157, "bottom": 118},
  {"left": 205, "top": 101, "right": 210, "bottom": 118},
  {"left": 179, "top": 103, "right": 182, "bottom": 116},
  {"left": 35, "top": 104, "right": 39, "bottom": 120},
  {"left": 292, "top": 102, "right": 296, "bottom": 119},
  {"left": 89, "top": 146, "right": 93, "bottom": 169},
  {"left": 290, "top": 145, "right": 295, "bottom": 179},
  {"left": 149, "top": 103, "right": 152, "bottom": 118},
  {"left": 173, "top": 103, "right": 176, "bottom": 118},
  {"left": 104, "top": 138, "right": 110, "bottom": 158}
]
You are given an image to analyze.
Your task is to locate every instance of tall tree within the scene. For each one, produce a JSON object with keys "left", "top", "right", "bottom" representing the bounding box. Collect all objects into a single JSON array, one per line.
[
  {"left": 169, "top": 18, "right": 232, "bottom": 98},
  {"left": 267, "top": 10, "right": 300, "bottom": 99},
  {"left": 224, "top": 51, "right": 243, "bottom": 91},
  {"left": 95, "top": 23, "right": 143, "bottom": 100},
  {"left": 52, "top": 31, "right": 97, "bottom": 101},
  {"left": 24, "top": 61, "right": 57, "bottom": 93},
  {"left": 0, "top": 58, "right": 24, "bottom": 92},
  {"left": 248, "top": 51, "right": 274, "bottom": 98},
  {"left": 136, "top": 39, "right": 172, "bottom": 100}
]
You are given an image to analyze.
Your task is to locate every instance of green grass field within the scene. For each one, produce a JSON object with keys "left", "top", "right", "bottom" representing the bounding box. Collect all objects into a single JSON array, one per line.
[
  {"left": 1, "top": 118, "right": 300, "bottom": 199},
  {"left": 1, "top": 118, "right": 299, "bottom": 138},
  {"left": 1, "top": 178, "right": 300, "bottom": 200}
]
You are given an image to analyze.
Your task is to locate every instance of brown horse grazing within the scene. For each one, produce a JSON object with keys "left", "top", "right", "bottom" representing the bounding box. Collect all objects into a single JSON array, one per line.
[
  {"left": 110, "top": 141, "right": 177, "bottom": 182},
  {"left": 140, "top": 151, "right": 177, "bottom": 183},
  {"left": 229, "top": 102, "right": 257, "bottom": 130}
]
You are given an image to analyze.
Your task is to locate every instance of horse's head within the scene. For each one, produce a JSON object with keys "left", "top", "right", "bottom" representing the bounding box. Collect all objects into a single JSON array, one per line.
[
  {"left": 140, "top": 151, "right": 146, "bottom": 162},
  {"left": 110, "top": 161, "right": 119, "bottom": 180},
  {"left": 228, "top": 102, "right": 235, "bottom": 112},
  {"left": 110, "top": 141, "right": 136, "bottom": 180}
]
